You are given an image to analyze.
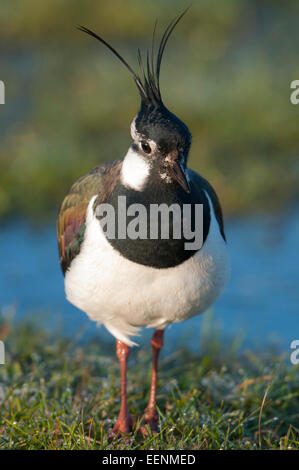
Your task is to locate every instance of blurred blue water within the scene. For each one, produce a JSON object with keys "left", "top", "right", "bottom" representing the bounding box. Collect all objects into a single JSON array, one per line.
[{"left": 0, "top": 210, "right": 298, "bottom": 353}]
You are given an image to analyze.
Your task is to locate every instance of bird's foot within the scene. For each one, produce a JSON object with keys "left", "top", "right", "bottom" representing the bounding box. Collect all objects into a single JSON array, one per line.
[
  {"left": 108, "top": 412, "right": 133, "bottom": 441},
  {"left": 138, "top": 407, "right": 159, "bottom": 436}
]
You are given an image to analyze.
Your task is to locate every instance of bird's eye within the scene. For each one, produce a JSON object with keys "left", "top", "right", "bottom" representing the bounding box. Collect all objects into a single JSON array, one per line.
[{"left": 141, "top": 141, "right": 151, "bottom": 154}]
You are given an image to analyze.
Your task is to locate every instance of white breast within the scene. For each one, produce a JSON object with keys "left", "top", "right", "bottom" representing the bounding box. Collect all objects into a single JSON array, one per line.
[{"left": 65, "top": 193, "right": 230, "bottom": 346}]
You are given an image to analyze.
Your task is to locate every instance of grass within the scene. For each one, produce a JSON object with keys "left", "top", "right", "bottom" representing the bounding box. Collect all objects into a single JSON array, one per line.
[{"left": 0, "top": 319, "right": 298, "bottom": 450}]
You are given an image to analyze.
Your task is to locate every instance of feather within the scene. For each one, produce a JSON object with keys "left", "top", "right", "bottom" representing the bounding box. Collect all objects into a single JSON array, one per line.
[
  {"left": 77, "top": 8, "right": 190, "bottom": 107},
  {"left": 57, "top": 160, "right": 122, "bottom": 274}
]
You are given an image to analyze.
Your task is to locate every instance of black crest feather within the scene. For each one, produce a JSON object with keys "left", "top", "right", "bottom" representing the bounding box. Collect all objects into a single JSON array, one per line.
[{"left": 77, "top": 8, "right": 189, "bottom": 107}]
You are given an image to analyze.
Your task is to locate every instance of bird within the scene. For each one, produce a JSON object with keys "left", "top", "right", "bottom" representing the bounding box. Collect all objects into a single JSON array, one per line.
[{"left": 57, "top": 11, "right": 230, "bottom": 438}]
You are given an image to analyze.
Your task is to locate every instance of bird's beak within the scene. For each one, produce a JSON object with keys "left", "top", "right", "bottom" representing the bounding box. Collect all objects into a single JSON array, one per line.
[{"left": 166, "top": 150, "right": 191, "bottom": 194}]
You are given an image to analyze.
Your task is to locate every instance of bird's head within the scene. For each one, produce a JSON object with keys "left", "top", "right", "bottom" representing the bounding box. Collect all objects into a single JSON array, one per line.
[
  {"left": 130, "top": 100, "right": 191, "bottom": 193},
  {"left": 78, "top": 9, "right": 192, "bottom": 193}
]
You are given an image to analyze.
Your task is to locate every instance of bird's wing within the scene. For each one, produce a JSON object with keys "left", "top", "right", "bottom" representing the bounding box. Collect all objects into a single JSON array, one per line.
[
  {"left": 188, "top": 169, "right": 226, "bottom": 241},
  {"left": 57, "top": 160, "right": 122, "bottom": 274}
]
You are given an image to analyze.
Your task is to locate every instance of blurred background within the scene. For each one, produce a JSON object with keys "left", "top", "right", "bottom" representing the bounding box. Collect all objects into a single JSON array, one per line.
[{"left": 0, "top": 0, "right": 298, "bottom": 352}]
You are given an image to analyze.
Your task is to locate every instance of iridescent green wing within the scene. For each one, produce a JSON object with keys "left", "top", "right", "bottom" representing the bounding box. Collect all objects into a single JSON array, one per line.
[{"left": 57, "top": 160, "right": 122, "bottom": 274}]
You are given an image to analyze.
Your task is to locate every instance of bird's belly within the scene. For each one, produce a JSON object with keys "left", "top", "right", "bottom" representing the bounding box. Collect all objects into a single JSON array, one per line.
[{"left": 64, "top": 196, "right": 230, "bottom": 346}]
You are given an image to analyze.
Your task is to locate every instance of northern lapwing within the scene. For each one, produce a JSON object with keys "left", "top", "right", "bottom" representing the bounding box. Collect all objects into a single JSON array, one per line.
[{"left": 57, "top": 11, "right": 230, "bottom": 437}]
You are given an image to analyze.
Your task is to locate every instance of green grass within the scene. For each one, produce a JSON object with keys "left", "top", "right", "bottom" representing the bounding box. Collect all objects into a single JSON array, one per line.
[{"left": 0, "top": 320, "right": 298, "bottom": 450}]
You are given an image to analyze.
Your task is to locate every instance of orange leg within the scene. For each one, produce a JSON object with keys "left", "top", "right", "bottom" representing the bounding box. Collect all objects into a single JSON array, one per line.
[
  {"left": 109, "top": 339, "right": 133, "bottom": 438},
  {"left": 139, "top": 329, "right": 164, "bottom": 435}
]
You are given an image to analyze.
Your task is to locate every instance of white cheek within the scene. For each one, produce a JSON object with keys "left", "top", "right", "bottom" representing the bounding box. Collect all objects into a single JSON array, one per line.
[{"left": 121, "top": 147, "right": 150, "bottom": 191}]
